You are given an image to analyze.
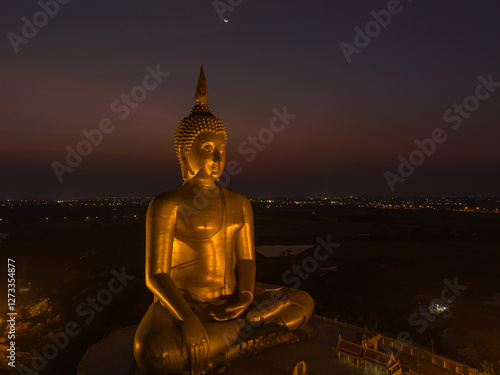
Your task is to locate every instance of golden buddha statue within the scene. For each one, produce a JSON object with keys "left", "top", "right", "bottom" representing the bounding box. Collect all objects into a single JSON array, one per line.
[{"left": 134, "top": 66, "right": 314, "bottom": 375}]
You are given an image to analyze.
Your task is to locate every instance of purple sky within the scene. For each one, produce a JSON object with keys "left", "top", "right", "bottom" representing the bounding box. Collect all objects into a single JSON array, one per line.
[{"left": 1, "top": 1, "right": 499, "bottom": 199}]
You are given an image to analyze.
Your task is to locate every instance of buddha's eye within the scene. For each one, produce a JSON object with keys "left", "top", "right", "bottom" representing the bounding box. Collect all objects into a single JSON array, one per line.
[{"left": 203, "top": 145, "right": 214, "bottom": 153}]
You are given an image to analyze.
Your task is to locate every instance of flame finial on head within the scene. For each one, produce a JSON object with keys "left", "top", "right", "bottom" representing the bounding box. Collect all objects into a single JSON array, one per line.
[{"left": 195, "top": 65, "right": 209, "bottom": 104}]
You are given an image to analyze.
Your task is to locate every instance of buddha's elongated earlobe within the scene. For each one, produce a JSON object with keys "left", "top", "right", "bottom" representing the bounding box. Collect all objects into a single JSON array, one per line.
[{"left": 181, "top": 151, "right": 193, "bottom": 181}]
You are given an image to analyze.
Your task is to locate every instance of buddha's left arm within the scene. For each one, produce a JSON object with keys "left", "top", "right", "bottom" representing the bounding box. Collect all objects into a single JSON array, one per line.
[{"left": 235, "top": 196, "right": 256, "bottom": 300}]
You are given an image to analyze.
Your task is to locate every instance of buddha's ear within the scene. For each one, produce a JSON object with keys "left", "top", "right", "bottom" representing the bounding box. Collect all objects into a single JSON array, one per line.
[
  {"left": 180, "top": 145, "right": 188, "bottom": 163},
  {"left": 180, "top": 146, "right": 195, "bottom": 177}
]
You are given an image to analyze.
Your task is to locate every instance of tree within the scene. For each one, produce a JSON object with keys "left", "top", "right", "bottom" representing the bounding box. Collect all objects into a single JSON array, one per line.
[
  {"left": 456, "top": 344, "right": 482, "bottom": 367},
  {"left": 481, "top": 361, "right": 496, "bottom": 375}
]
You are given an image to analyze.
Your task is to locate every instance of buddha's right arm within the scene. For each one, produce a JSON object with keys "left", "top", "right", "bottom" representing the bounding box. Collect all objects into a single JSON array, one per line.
[
  {"left": 146, "top": 273, "right": 194, "bottom": 321},
  {"left": 145, "top": 196, "right": 194, "bottom": 321}
]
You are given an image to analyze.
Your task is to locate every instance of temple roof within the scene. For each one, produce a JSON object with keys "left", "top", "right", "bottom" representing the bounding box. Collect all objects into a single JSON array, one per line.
[
  {"left": 335, "top": 335, "right": 363, "bottom": 356},
  {"left": 363, "top": 348, "right": 398, "bottom": 368}
]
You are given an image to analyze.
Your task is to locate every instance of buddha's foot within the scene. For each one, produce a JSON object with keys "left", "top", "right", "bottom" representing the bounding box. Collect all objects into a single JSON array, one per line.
[{"left": 207, "top": 324, "right": 313, "bottom": 374}]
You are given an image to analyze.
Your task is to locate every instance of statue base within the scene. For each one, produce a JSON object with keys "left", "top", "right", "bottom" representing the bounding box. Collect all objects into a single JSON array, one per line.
[
  {"left": 77, "top": 325, "right": 138, "bottom": 375},
  {"left": 77, "top": 322, "right": 316, "bottom": 375}
]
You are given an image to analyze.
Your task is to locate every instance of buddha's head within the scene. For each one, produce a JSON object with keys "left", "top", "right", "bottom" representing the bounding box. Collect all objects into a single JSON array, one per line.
[{"left": 175, "top": 66, "right": 227, "bottom": 183}]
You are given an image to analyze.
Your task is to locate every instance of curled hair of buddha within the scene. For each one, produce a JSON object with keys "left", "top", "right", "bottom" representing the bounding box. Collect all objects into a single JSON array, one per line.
[{"left": 175, "top": 66, "right": 227, "bottom": 178}]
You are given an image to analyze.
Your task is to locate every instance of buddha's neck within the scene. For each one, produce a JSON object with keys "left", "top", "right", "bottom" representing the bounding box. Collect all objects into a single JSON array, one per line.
[{"left": 186, "top": 177, "right": 217, "bottom": 191}]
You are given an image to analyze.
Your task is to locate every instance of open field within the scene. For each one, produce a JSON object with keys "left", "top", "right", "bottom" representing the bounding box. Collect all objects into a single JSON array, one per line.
[{"left": 0, "top": 204, "right": 498, "bottom": 373}]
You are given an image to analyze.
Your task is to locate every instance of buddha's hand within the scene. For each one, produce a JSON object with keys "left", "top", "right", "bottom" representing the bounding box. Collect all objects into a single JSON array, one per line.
[
  {"left": 181, "top": 313, "right": 209, "bottom": 375},
  {"left": 209, "top": 292, "right": 253, "bottom": 321}
]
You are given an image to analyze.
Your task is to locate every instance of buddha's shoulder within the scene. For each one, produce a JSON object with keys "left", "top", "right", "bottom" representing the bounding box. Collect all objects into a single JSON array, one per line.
[
  {"left": 148, "top": 188, "right": 184, "bottom": 209},
  {"left": 221, "top": 187, "right": 252, "bottom": 208}
]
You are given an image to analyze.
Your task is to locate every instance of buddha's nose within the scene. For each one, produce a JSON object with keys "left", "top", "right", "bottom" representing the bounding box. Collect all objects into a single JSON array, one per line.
[{"left": 213, "top": 149, "right": 222, "bottom": 163}]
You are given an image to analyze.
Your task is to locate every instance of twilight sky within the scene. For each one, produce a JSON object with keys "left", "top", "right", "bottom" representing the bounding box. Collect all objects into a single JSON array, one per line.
[{"left": 1, "top": 1, "right": 499, "bottom": 199}]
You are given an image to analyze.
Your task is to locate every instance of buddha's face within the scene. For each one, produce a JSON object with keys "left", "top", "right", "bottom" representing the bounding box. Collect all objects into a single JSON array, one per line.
[{"left": 184, "top": 131, "right": 226, "bottom": 181}]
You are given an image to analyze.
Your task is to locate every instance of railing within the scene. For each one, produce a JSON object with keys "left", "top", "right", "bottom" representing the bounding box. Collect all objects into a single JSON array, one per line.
[{"left": 313, "top": 314, "right": 484, "bottom": 375}]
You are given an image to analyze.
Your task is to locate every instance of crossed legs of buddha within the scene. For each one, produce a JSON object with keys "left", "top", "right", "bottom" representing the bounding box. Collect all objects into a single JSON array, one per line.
[{"left": 134, "top": 284, "right": 314, "bottom": 374}]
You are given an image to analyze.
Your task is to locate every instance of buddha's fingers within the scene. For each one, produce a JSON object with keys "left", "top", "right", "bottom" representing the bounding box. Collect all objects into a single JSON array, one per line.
[
  {"left": 190, "top": 342, "right": 208, "bottom": 375},
  {"left": 212, "top": 309, "right": 242, "bottom": 321},
  {"left": 225, "top": 304, "right": 244, "bottom": 313},
  {"left": 190, "top": 344, "right": 198, "bottom": 375},
  {"left": 246, "top": 298, "right": 292, "bottom": 323},
  {"left": 200, "top": 342, "right": 208, "bottom": 374},
  {"left": 189, "top": 345, "right": 194, "bottom": 374},
  {"left": 196, "top": 344, "right": 202, "bottom": 374},
  {"left": 209, "top": 310, "right": 233, "bottom": 321}
]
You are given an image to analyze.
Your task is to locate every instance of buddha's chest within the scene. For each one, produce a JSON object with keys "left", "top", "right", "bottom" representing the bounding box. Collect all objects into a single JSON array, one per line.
[{"left": 175, "top": 193, "right": 243, "bottom": 240}]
